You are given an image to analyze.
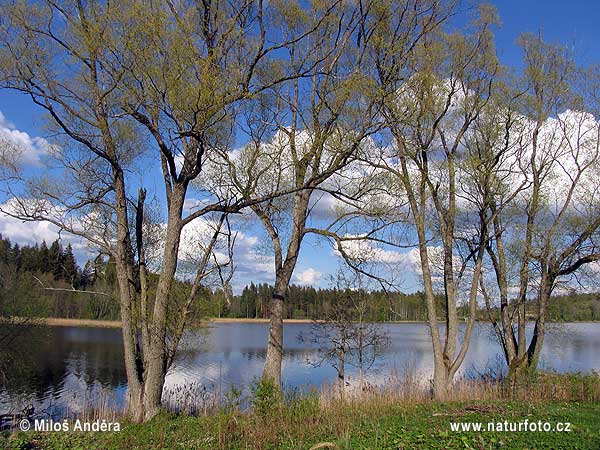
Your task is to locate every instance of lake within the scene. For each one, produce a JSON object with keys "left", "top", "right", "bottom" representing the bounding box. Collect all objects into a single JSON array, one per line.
[{"left": 1, "top": 322, "right": 599, "bottom": 419}]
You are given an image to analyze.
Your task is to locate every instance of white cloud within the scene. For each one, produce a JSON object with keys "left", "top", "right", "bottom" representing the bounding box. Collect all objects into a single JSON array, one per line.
[
  {"left": 182, "top": 198, "right": 208, "bottom": 213},
  {"left": 294, "top": 267, "right": 322, "bottom": 285},
  {"left": 307, "top": 192, "right": 339, "bottom": 220},
  {"left": 0, "top": 215, "right": 57, "bottom": 244},
  {"left": 336, "top": 236, "right": 407, "bottom": 264},
  {"left": 0, "top": 206, "right": 94, "bottom": 263},
  {"left": 177, "top": 217, "right": 275, "bottom": 291},
  {"left": 0, "top": 110, "right": 52, "bottom": 167}
]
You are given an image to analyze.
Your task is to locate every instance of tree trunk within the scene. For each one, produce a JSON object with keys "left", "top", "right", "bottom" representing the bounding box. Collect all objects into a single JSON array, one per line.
[
  {"left": 420, "top": 248, "right": 448, "bottom": 400},
  {"left": 527, "top": 273, "right": 552, "bottom": 371},
  {"left": 110, "top": 168, "right": 145, "bottom": 422},
  {"left": 358, "top": 347, "right": 364, "bottom": 392},
  {"left": 142, "top": 186, "right": 186, "bottom": 421},
  {"left": 260, "top": 191, "right": 309, "bottom": 388},
  {"left": 506, "top": 354, "right": 528, "bottom": 396},
  {"left": 114, "top": 178, "right": 188, "bottom": 423},
  {"left": 338, "top": 348, "right": 345, "bottom": 401},
  {"left": 432, "top": 356, "right": 450, "bottom": 399},
  {"left": 263, "top": 292, "right": 285, "bottom": 386},
  {"left": 503, "top": 272, "right": 553, "bottom": 396}
]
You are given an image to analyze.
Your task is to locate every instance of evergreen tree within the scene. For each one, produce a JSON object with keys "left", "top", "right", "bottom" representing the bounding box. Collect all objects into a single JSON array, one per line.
[
  {"left": 39, "top": 240, "right": 49, "bottom": 271},
  {"left": 0, "top": 234, "right": 10, "bottom": 264},
  {"left": 11, "top": 243, "right": 21, "bottom": 271},
  {"left": 49, "top": 240, "right": 64, "bottom": 281},
  {"left": 20, "top": 244, "right": 39, "bottom": 272},
  {"left": 63, "top": 244, "right": 78, "bottom": 286}
]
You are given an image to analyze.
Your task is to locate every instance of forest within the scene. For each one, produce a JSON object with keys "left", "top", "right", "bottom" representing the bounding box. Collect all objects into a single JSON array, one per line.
[{"left": 1, "top": 235, "right": 598, "bottom": 323}]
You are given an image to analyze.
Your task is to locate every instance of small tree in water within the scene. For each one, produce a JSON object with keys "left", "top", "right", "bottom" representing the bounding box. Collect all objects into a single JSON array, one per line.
[{"left": 299, "top": 274, "right": 390, "bottom": 400}]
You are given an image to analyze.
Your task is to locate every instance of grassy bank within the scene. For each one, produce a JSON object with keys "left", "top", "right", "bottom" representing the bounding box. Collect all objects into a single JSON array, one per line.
[
  {"left": 4, "top": 400, "right": 599, "bottom": 449},
  {"left": 3, "top": 373, "right": 599, "bottom": 449}
]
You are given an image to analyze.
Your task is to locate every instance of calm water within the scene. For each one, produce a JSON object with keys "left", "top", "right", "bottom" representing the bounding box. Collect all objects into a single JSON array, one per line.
[{"left": 1, "top": 322, "right": 599, "bottom": 418}]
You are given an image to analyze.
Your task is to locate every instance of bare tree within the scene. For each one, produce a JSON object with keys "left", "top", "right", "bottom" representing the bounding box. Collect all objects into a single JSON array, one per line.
[
  {"left": 208, "top": 0, "right": 369, "bottom": 388},
  {"left": 0, "top": 135, "right": 22, "bottom": 178},
  {"left": 299, "top": 271, "right": 390, "bottom": 400},
  {"left": 211, "top": 0, "right": 453, "bottom": 390}
]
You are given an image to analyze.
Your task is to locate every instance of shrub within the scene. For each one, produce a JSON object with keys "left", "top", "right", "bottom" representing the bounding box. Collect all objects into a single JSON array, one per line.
[{"left": 250, "top": 379, "right": 280, "bottom": 417}]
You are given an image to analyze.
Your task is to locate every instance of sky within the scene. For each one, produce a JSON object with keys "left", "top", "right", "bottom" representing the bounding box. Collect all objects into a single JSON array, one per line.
[{"left": 1, "top": 0, "right": 599, "bottom": 293}]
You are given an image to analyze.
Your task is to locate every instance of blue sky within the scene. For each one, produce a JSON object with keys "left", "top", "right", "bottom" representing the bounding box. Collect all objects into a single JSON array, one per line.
[
  {"left": 1, "top": 0, "right": 599, "bottom": 293},
  {"left": 493, "top": 0, "right": 600, "bottom": 68}
]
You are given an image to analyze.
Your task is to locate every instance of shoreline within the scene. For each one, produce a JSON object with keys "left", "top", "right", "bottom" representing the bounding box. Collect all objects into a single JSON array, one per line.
[
  {"left": 0, "top": 317, "right": 323, "bottom": 328},
  {"left": 2, "top": 316, "right": 599, "bottom": 329},
  {"left": 0, "top": 317, "right": 123, "bottom": 328}
]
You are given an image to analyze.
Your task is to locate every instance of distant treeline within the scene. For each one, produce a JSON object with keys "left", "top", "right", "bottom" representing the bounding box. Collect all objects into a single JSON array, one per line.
[
  {"left": 545, "top": 293, "right": 600, "bottom": 322},
  {"left": 1, "top": 235, "right": 599, "bottom": 322},
  {"left": 0, "top": 234, "right": 119, "bottom": 320},
  {"left": 215, "top": 283, "right": 436, "bottom": 322}
]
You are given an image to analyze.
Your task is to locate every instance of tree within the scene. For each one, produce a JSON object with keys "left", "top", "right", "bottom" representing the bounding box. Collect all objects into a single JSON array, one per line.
[
  {"left": 63, "top": 244, "right": 78, "bottom": 286},
  {"left": 0, "top": 135, "right": 24, "bottom": 180},
  {"left": 476, "top": 34, "right": 600, "bottom": 386},
  {"left": 39, "top": 241, "right": 49, "bottom": 272},
  {"left": 365, "top": 4, "right": 500, "bottom": 398},
  {"left": 299, "top": 272, "right": 390, "bottom": 400},
  {"left": 241, "top": 283, "right": 257, "bottom": 319},
  {"left": 47, "top": 240, "right": 64, "bottom": 281},
  {"left": 0, "top": 0, "right": 336, "bottom": 421},
  {"left": 212, "top": 0, "right": 445, "bottom": 389}
]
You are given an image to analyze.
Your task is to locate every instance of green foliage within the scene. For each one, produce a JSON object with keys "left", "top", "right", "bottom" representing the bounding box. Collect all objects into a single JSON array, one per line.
[
  {"left": 2, "top": 433, "right": 32, "bottom": 450},
  {"left": 250, "top": 378, "right": 281, "bottom": 417},
  {"left": 485, "top": 294, "right": 600, "bottom": 323},
  {"left": 224, "top": 283, "right": 437, "bottom": 322},
  {"left": 547, "top": 293, "right": 600, "bottom": 321}
]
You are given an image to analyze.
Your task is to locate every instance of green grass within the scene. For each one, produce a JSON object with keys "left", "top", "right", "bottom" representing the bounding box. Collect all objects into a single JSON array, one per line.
[{"left": 3, "top": 400, "right": 599, "bottom": 450}]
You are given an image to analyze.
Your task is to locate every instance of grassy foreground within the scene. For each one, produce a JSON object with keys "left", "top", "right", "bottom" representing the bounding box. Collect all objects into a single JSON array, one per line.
[
  {"left": 3, "top": 372, "right": 599, "bottom": 449},
  {"left": 3, "top": 400, "right": 599, "bottom": 450}
]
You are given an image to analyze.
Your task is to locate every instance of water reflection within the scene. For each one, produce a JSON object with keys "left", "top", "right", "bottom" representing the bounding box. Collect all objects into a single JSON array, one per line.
[
  {"left": 1, "top": 322, "right": 599, "bottom": 419},
  {"left": 0, "top": 325, "right": 126, "bottom": 419}
]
